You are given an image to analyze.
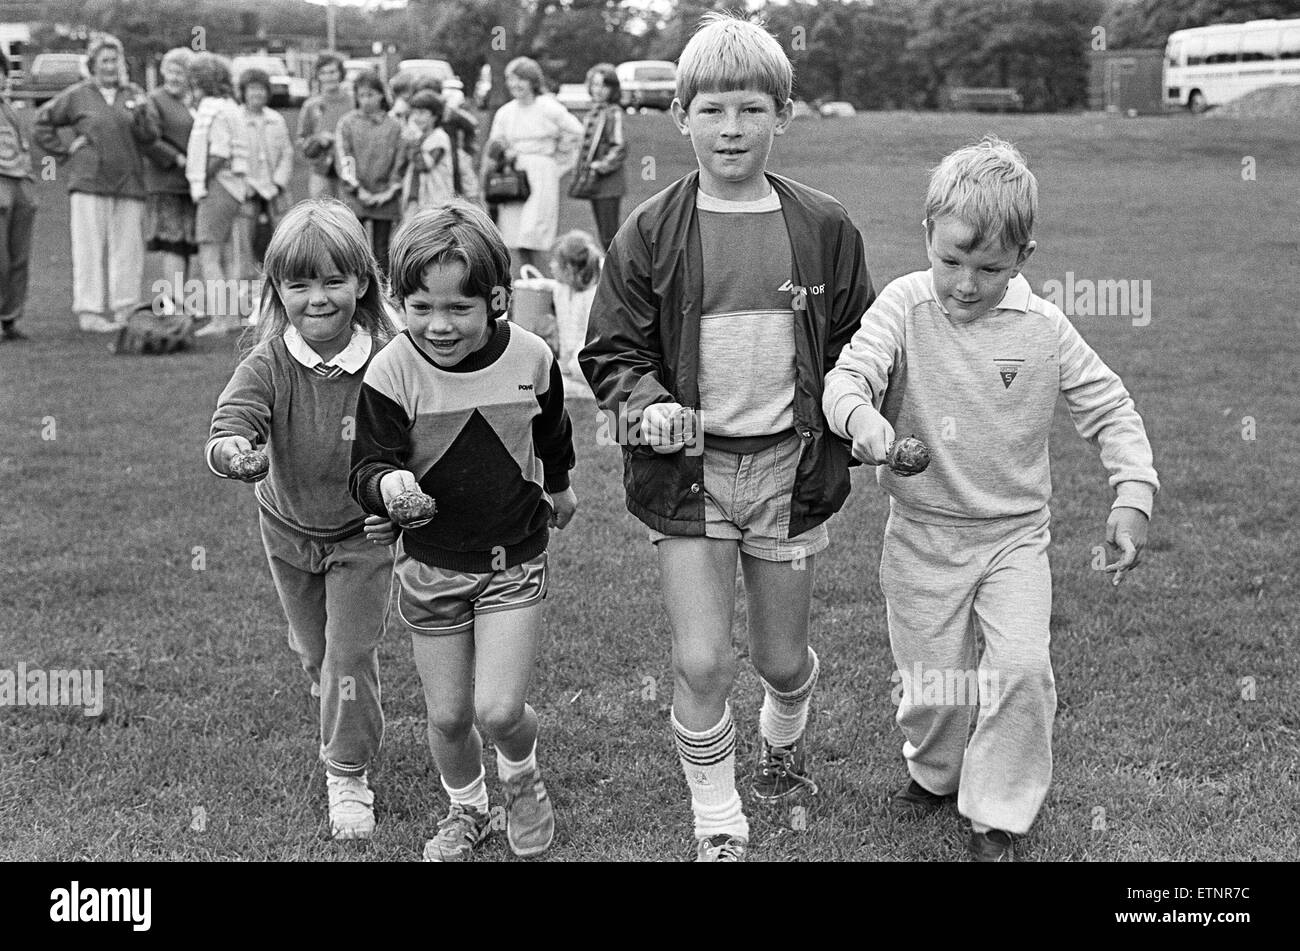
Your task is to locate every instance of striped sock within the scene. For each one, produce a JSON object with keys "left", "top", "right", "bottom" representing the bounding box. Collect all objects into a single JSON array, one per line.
[
  {"left": 759, "top": 647, "right": 820, "bottom": 748},
  {"left": 442, "top": 767, "right": 489, "bottom": 814},
  {"left": 672, "top": 703, "right": 749, "bottom": 841}
]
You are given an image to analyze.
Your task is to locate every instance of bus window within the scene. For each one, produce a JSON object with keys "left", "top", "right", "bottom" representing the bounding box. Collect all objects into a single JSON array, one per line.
[
  {"left": 1240, "top": 30, "right": 1277, "bottom": 62},
  {"left": 1185, "top": 37, "right": 1206, "bottom": 66},
  {"left": 1280, "top": 28, "right": 1300, "bottom": 59},
  {"left": 1166, "top": 38, "right": 1182, "bottom": 68}
]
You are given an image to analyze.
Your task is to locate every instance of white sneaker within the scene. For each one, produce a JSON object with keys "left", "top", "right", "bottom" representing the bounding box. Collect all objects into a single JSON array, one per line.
[
  {"left": 78, "top": 314, "right": 119, "bottom": 333},
  {"left": 327, "top": 773, "right": 376, "bottom": 840}
]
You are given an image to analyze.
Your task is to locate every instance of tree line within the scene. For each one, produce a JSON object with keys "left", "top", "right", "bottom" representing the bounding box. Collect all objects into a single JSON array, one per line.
[{"left": 18, "top": 0, "right": 1300, "bottom": 112}]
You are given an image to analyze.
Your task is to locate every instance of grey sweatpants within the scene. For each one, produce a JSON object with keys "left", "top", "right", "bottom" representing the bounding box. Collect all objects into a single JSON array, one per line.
[
  {"left": 259, "top": 512, "right": 393, "bottom": 777},
  {"left": 880, "top": 506, "right": 1056, "bottom": 834}
]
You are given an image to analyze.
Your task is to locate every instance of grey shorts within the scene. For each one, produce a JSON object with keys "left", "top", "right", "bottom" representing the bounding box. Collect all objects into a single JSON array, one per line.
[
  {"left": 394, "top": 547, "right": 548, "bottom": 636},
  {"left": 647, "top": 433, "right": 830, "bottom": 562}
]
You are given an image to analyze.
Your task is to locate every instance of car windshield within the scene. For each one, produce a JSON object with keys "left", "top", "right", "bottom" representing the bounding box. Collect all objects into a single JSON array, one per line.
[
  {"left": 33, "top": 55, "right": 82, "bottom": 74},
  {"left": 235, "top": 57, "right": 287, "bottom": 76},
  {"left": 635, "top": 66, "right": 675, "bottom": 81}
]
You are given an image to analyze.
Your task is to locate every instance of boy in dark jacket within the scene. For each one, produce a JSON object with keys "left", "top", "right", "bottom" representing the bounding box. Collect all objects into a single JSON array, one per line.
[{"left": 579, "top": 12, "right": 874, "bottom": 862}]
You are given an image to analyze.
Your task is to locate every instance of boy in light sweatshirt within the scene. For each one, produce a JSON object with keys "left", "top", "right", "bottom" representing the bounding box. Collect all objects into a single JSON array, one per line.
[{"left": 823, "top": 136, "right": 1158, "bottom": 862}]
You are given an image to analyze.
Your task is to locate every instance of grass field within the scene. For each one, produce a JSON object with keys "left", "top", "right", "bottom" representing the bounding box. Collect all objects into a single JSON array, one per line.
[{"left": 2, "top": 109, "right": 1298, "bottom": 861}]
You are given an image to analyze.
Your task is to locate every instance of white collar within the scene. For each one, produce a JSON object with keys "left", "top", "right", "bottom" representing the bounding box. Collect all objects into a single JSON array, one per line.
[
  {"left": 927, "top": 271, "right": 1032, "bottom": 317},
  {"left": 696, "top": 186, "right": 781, "bottom": 213},
  {"left": 284, "top": 324, "right": 373, "bottom": 373}
]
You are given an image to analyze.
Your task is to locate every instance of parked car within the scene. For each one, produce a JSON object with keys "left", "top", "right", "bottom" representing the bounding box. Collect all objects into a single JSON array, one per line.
[
  {"left": 394, "top": 58, "right": 464, "bottom": 106},
  {"left": 616, "top": 60, "right": 676, "bottom": 111},
  {"left": 818, "top": 100, "right": 857, "bottom": 118},
  {"left": 791, "top": 99, "right": 815, "bottom": 119},
  {"left": 555, "top": 82, "right": 592, "bottom": 115},
  {"left": 230, "top": 55, "right": 308, "bottom": 107},
  {"left": 18, "top": 52, "right": 88, "bottom": 106}
]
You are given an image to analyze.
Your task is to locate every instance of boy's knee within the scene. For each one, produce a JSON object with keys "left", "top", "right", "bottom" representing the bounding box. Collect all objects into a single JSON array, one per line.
[
  {"left": 673, "top": 648, "right": 736, "bottom": 702},
  {"left": 475, "top": 700, "right": 526, "bottom": 738},
  {"left": 751, "top": 647, "right": 807, "bottom": 691},
  {"left": 427, "top": 707, "right": 474, "bottom": 741}
]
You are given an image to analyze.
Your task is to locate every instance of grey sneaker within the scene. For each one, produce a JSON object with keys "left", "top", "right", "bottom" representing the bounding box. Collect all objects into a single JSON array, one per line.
[
  {"left": 695, "top": 833, "right": 748, "bottom": 862},
  {"left": 422, "top": 803, "right": 492, "bottom": 862},
  {"left": 502, "top": 769, "right": 555, "bottom": 857}
]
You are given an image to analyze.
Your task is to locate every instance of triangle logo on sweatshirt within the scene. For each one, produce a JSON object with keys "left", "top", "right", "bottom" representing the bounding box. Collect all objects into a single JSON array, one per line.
[{"left": 994, "top": 358, "right": 1025, "bottom": 388}]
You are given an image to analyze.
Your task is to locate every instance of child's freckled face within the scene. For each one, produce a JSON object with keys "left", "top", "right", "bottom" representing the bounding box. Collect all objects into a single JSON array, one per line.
[
  {"left": 672, "top": 89, "right": 792, "bottom": 199},
  {"left": 279, "top": 273, "right": 365, "bottom": 352},
  {"left": 404, "top": 262, "right": 492, "bottom": 367},
  {"left": 926, "top": 215, "right": 1034, "bottom": 322}
]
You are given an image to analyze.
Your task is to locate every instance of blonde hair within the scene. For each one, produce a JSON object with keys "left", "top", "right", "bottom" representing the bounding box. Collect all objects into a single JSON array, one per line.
[
  {"left": 551, "top": 230, "right": 603, "bottom": 291},
  {"left": 925, "top": 136, "right": 1037, "bottom": 251},
  {"left": 244, "top": 200, "right": 397, "bottom": 355},
  {"left": 676, "top": 11, "right": 793, "bottom": 110},
  {"left": 159, "top": 47, "right": 193, "bottom": 76}
]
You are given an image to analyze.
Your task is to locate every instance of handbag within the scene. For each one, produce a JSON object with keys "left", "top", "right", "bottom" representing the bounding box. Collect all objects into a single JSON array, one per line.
[
  {"left": 568, "top": 108, "right": 608, "bottom": 200},
  {"left": 510, "top": 264, "right": 558, "bottom": 354},
  {"left": 484, "top": 157, "right": 530, "bottom": 204},
  {"left": 251, "top": 195, "right": 275, "bottom": 264}
]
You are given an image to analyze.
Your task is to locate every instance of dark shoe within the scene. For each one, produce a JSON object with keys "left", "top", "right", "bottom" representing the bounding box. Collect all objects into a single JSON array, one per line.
[
  {"left": 968, "top": 829, "right": 1016, "bottom": 862},
  {"left": 752, "top": 737, "right": 818, "bottom": 801},
  {"left": 1, "top": 323, "right": 29, "bottom": 341},
  {"left": 888, "top": 779, "right": 956, "bottom": 820}
]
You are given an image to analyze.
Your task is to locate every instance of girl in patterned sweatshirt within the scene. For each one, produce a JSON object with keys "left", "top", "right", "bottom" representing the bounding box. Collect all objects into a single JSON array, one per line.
[{"left": 350, "top": 202, "right": 576, "bottom": 862}]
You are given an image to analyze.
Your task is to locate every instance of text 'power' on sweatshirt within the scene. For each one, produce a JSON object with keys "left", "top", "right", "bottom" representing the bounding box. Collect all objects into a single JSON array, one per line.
[
  {"left": 350, "top": 319, "right": 576, "bottom": 573},
  {"left": 823, "top": 270, "right": 1159, "bottom": 524}
]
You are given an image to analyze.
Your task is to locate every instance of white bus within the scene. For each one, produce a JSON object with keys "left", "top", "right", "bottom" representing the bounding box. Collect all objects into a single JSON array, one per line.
[{"left": 1164, "top": 18, "right": 1300, "bottom": 111}]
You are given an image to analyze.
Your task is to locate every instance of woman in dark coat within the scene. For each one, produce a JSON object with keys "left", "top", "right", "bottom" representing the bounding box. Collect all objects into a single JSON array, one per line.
[{"left": 572, "top": 63, "right": 628, "bottom": 251}]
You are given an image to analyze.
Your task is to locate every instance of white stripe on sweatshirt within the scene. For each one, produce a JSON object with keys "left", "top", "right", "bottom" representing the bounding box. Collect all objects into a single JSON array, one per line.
[{"left": 823, "top": 270, "right": 1158, "bottom": 524}]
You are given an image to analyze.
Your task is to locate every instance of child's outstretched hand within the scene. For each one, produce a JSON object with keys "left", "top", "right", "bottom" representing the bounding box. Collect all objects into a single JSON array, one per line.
[
  {"left": 845, "top": 403, "right": 895, "bottom": 467},
  {"left": 216, "top": 435, "right": 269, "bottom": 483},
  {"left": 550, "top": 487, "right": 578, "bottom": 530},
  {"left": 640, "top": 402, "right": 695, "bottom": 455},
  {"left": 364, "top": 514, "right": 398, "bottom": 546},
  {"left": 1104, "top": 507, "right": 1149, "bottom": 586}
]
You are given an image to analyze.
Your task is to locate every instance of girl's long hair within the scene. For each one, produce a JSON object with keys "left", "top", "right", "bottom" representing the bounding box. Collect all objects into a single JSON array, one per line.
[{"left": 241, "top": 199, "right": 398, "bottom": 356}]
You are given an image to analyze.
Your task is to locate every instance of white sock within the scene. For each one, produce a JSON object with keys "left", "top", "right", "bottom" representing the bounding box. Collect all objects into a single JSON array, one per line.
[
  {"left": 496, "top": 741, "right": 538, "bottom": 782},
  {"left": 759, "top": 647, "right": 820, "bottom": 748},
  {"left": 672, "top": 703, "right": 749, "bottom": 841},
  {"left": 442, "top": 767, "right": 489, "bottom": 813}
]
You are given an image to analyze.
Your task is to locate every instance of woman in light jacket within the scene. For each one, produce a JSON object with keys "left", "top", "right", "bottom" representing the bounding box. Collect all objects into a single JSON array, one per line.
[
  {"left": 33, "top": 35, "right": 147, "bottom": 333},
  {"left": 486, "top": 57, "right": 582, "bottom": 276}
]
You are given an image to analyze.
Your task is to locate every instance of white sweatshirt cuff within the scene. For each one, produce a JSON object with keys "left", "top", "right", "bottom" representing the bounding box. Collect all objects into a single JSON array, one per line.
[
  {"left": 1112, "top": 481, "right": 1156, "bottom": 518},
  {"left": 206, "top": 437, "right": 232, "bottom": 478},
  {"left": 827, "top": 391, "right": 874, "bottom": 440}
]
